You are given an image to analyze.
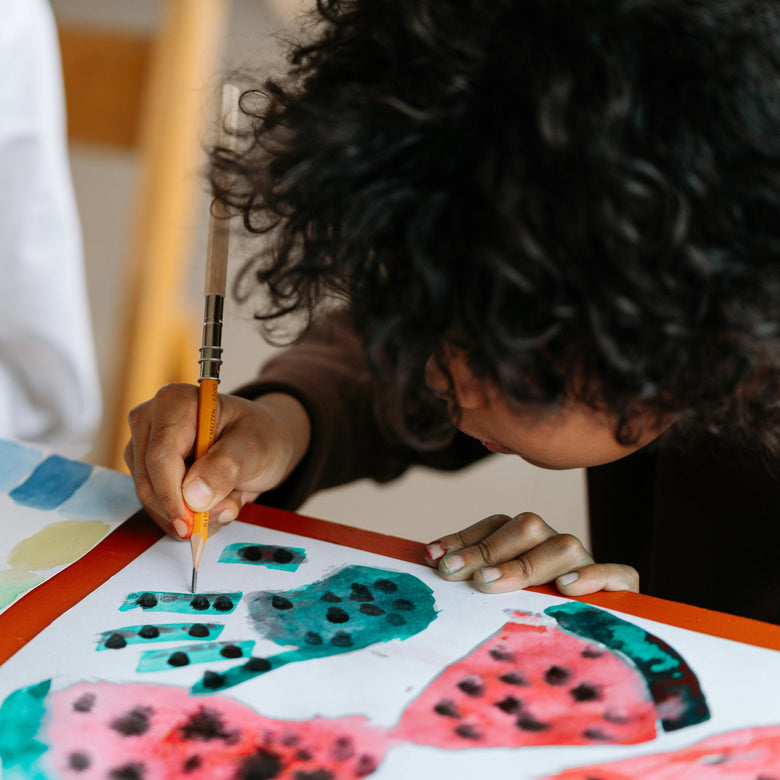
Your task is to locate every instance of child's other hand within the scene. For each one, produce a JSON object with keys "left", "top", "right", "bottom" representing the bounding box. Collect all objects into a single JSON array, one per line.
[
  {"left": 124, "top": 384, "right": 310, "bottom": 540},
  {"left": 423, "top": 512, "right": 639, "bottom": 596}
]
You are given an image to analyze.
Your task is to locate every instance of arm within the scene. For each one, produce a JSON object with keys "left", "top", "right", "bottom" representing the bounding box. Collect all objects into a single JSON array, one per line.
[{"left": 0, "top": 0, "right": 101, "bottom": 449}]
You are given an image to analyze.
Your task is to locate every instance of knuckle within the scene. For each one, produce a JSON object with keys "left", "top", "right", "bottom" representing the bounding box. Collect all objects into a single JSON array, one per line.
[
  {"left": 509, "top": 555, "right": 536, "bottom": 583},
  {"left": 473, "top": 538, "right": 501, "bottom": 566},
  {"left": 515, "top": 512, "right": 547, "bottom": 538},
  {"left": 550, "top": 533, "right": 584, "bottom": 558}
]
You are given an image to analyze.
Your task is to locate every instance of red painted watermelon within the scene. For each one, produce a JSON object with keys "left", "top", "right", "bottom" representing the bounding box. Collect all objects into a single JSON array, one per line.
[
  {"left": 391, "top": 612, "right": 658, "bottom": 748},
  {"left": 46, "top": 681, "right": 390, "bottom": 779},
  {"left": 542, "top": 724, "right": 780, "bottom": 779}
]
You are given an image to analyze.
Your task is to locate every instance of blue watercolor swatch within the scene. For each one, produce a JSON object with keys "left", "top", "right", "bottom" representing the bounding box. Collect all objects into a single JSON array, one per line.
[
  {"left": 58, "top": 469, "right": 140, "bottom": 520},
  {"left": 193, "top": 565, "right": 437, "bottom": 694},
  {"left": 137, "top": 640, "right": 255, "bottom": 672},
  {"left": 0, "top": 440, "right": 43, "bottom": 493},
  {"left": 97, "top": 622, "right": 224, "bottom": 650},
  {"left": 120, "top": 591, "right": 241, "bottom": 615},
  {"left": 9, "top": 455, "right": 93, "bottom": 510},
  {"left": 218, "top": 542, "right": 306, "bottom": 571}
]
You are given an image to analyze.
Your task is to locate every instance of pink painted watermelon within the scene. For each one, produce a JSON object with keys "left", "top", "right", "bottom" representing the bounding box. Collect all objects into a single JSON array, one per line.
[
  {"left": 46, "top": 681, "right": 390, "bottom": 779},
  {"left": 542, "top": 724, "right": 780, "bottom": 779},
  {"left": 391, "top": 612, "right": 658, "bottom": 748}
]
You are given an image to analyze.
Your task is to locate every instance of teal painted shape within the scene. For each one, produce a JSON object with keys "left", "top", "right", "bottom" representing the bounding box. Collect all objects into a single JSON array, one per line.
[
  {"left": 119, "top": 591, "right": 241, "bottom": 615},
  {"left": 218, "top": 542, "right": 306, "bottom": 571},
  {"left": 0, "top": 679, "right": 53, "bottom": 780},
  {"left": 0, "top": 440, "right": 43, "bottom": 493},
  {"left": 545, "top": 602, "right": 710, "bottom": 731},
  {"left": 97, "top": 622, "right": 224, "bottom": 650},
  {"left": 9, "top": 455, "right": 93, "bottom": 510},
  {"left": 194, "top": 565, "right": 437, "bottom": 693},
  {"left": 137, "top": 640, "right": 255, "bottom": 672}
]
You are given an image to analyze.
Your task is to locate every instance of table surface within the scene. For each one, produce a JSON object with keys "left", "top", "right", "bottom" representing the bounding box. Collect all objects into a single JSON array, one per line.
[{"left": 1, "top": 501, "right": 778, "bottom": 665}]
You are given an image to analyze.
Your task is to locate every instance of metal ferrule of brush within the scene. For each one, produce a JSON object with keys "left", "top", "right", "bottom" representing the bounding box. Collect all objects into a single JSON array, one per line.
[{"left": 198, "top": 294, "right": 224, "bottom": 381}]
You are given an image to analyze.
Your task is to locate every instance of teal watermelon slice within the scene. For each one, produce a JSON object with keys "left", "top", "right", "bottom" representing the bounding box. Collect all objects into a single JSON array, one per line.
[
  {"left": 35, "top": 680, "right": 390, "bottom": 779},
  {"left": 392, "top": 612, "right": 660, "bottom": 748},
  {"left": 542, "top": 724, "right": 780, "bottom": 779}
]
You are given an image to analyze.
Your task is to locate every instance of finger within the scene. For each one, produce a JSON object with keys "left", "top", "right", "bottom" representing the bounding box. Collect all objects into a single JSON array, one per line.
[
  {"left": 204, "top": 489, "right": 256, "bottom": 529},
  {"left": 424, "top": 514, "right": 511, "bottom": 566},
  {"left": 555, "top": 563, "right": 640, "bottom": 595},
  {"left": 436, "top": 513, "right": 558, "bottom": 581},
  {"left": 140, "top": 385, "right": 201, "bottom": 530},
  {"left": 471, "top": 533, "right": 594, "bottom": 593}
]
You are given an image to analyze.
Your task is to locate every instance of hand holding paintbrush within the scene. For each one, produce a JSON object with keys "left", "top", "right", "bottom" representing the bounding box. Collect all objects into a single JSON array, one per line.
[{"left": 190, "top": 83, "right": 240, "bottom": 592}]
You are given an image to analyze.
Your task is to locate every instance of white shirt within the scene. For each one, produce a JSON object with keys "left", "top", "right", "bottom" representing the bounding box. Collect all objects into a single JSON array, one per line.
[{"left": 0, "top": 0, "right": 101, "bottom": 452}]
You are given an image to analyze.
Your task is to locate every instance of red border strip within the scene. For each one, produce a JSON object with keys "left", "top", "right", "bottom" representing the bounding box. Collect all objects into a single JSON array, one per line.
[{"left": 1, "top": 502, "right": 778, "bottom": 666}]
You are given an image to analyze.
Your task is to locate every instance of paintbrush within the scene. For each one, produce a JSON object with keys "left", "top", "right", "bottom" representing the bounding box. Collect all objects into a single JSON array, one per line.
[{"left": 191, "top": 83, "right": 240, "bottom": 593}]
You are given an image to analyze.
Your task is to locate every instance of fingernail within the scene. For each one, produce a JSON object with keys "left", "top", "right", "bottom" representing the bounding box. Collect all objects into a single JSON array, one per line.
[
  {"left": 217, "top": 509, "right": 236, "bottom": 525},
  {"left": 183, "top": 478, "right": 213, "bottom": 511},
  {"left": 425, "top": 542, "right": 445, "bottom": 562},
  {"left": 172, "top": 517, "right": 189, "bottom": 539},
  {"left": 557, "top": 571, "right": 580, "bottom": 587},
  {"left": 478, "top": 567, "right": 502, "bottom": 583},
  {"left": 441, "top": 554, "right": 464, "bottom": 574}
]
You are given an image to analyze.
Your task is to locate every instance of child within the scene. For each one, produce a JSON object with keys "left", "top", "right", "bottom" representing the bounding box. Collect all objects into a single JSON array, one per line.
[{"left": 126, "top": 0, "right": 780, "bottom": 623}]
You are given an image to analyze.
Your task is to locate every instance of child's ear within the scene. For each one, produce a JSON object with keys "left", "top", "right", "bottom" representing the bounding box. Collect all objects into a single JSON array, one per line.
[{"left": 448, "top": 352, "right": 490, "bottom": 410}]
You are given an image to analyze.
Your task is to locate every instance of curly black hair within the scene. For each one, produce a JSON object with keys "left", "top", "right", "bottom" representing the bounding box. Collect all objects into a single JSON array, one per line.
[{"left": 212, "top": 0, "right": 780, "bottom": 456}]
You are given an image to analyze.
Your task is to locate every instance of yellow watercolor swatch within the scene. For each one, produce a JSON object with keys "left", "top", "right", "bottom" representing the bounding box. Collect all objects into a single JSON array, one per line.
[{"left": 8, "top": 519, "right": 111, "bottom": 571}]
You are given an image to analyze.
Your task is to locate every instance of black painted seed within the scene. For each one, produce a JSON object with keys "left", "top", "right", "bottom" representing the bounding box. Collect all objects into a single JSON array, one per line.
[
  {"left": 213, "top": 595, "right": 234, "bottom": 612},
  {"left": 244, "top": 657, "right": 272, "bottom": 673},
  {"left": 517, "top": 713, "right": 550, "bottom": 732},
  {"left": 373, "top": 578, "right": 397, "bottom": 594},
  {"left": 355, "top": 755, "right": 378, "bottom": 777},
  {"left": 494, "top": 696, "right": 522, "bottom": 714},
  {"left": 72, "top": 693, "right": 96, "bottom": 712},
  {"left": 188, "top": 623, "right": 210, "bottom": 638},
  {"left": 236, "top": 748, "right": 282, "bottom": 779},
  {"left": 138, "top": 625, "right": 160, "bottom": 639},
  {"left": 489, "top": 645, "right": 515, "bottom": 662},
  {"left": 545, "top": 665, "right": 571, "bottom": 686},
  {"left": 332, "top": 735, "right": 354, "bottom": 760},
  {"left": 240, "top": 545, "right": 264, "bottom": 561},
  {"left": 272, "top": 547, "right": 294, "bottom": 564},
  {"left": 304, "top": 631, "right": 323, "bottom": 645},
  {"left": 202, "top": 671, "right": 226, "bottom": 689},
  {"left": 330, "top": 630, "right": 353, "bottom": 647},
  {"left": 582, "top": 647, "right": 605, "bottom": 658},
  {"left": 104, "top": 633, "right": 127, "bottom": 650},
  {"left": 294, "top": 771, "right": 333, "bottom": 780},
  {"left": 220, "top": 644, "right": 243, "bottom": 658},
  {"left": 168, "top": 651, "right": 190, "bottom": 667},
  {"left": 359, "top": 603, "right": 385, "bottom": 616},
  {"left": 349, "top": 582, "right": 374, "bottom": 602},
  {"left": 386, "top": 613, "right": 405, "bottom": 626},
  {"left": 68, "top": 751, "right": 91, "bottom": 771},
  {"left": 190, "top": 595, "right": 210, "bottom": 611},
  {"left": 455, "top": 723, "right": 481, "bottom": 740},
  {"left": 320, "top": 591, "right": 341, "bottom": 603},
  {"left": 183, "top": 755, "right": 202, "bottom": 772},
  {"left": 433, "top": 699, "right": 459, "bottom": 718},
  {"left": 281, "top": 731, "right": 299, "bottom": 746},
  {"left": 109, "top": 763, "right": 145, "bottom": 780},
  {"left": 136, "top": 592, "right": 158, "bottom": 608},
  {"left": 583, "top": 728, "right": 612, "bottom": 741},
  {"left": 271, "top": 595, "right": 294, "bottom": 610},
  {"left": 111, "top": 707, "right": 153, "bottom": 736},
  {"left": 499, "top": 671, "right": 528, "bottom": 686},
  {"left": 392, "top": 598, "right": 414, "bottom": 611},
  {"left": 326, "top": 606, "right": 350, "bottom": 623},
  {"left": 179, "top": 707, "right": 236, "bottom": 741},
  {"left": 571, "top": 683, "right": 601, "bottom": 702},
  {"left": 457, "top": 676, "right": 485, "bottom": 697}
]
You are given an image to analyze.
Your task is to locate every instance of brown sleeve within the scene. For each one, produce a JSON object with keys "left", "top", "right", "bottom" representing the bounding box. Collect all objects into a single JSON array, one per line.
[{"left": 232, "top": 309, "right": 489, "bottom": 510}]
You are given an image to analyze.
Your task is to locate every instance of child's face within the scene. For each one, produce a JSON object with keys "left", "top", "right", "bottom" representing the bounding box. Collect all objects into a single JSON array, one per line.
[{"left": 425, "top": 351, "right": 673, "bottom": 469}]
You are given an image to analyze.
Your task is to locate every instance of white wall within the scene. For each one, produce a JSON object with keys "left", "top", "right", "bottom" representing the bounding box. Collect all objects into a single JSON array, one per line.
[{"left": 50, "top": 0, "right": 588, "bottom": 545}]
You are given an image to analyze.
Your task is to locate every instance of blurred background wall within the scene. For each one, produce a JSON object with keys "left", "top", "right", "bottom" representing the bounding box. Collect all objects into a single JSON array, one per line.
[{"left": 48, "top": 0, "right": 588, "bottom": 545}]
